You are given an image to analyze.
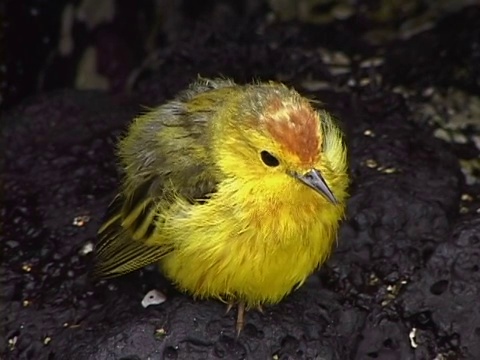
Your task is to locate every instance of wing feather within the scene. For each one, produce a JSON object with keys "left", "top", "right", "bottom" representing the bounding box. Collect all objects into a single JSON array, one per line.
[{"left": 93, "top": 78, "right": 232, "bottom": 279}]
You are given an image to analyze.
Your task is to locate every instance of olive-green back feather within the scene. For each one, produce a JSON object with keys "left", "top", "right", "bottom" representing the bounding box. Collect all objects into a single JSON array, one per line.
[{"left": 93, "top": 78, "right": 231, "bottom": 279}]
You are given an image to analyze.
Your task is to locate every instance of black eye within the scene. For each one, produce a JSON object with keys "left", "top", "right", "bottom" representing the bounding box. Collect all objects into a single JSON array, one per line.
[{"left": 260, "top": 151, "right": 280, "bottom": 167}]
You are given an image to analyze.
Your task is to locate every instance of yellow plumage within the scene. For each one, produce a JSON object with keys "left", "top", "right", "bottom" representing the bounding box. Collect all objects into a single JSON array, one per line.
[{"left": 94, "top": 78, "right": 349, "bottom": 323}]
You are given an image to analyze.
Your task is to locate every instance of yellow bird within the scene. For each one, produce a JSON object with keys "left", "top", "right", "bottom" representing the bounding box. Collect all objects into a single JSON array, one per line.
[{"left": 94, "top": 78, "right": 349, "bottom": 333}]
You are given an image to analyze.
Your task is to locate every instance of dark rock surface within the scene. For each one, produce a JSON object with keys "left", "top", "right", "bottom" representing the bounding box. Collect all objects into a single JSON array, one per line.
[{"left": 2, "top": 2, "right": 480, "bottom": 360}]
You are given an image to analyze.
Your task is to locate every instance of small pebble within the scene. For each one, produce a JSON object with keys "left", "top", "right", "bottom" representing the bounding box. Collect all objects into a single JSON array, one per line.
[
  {"left": 142, "top": 289, "right": 167, "bottom": 308},
  {"left": 365, "top": 159, "right": 378, "bottom": 168},
  {"left": 73, "top": 215, "right": 91, "bottom": 227},
  {"left": 363, "top": 129, "right": 375, "bottom": 137},
  {"left": 79, "top": 241, "right": 94, "bottom": 255},
  {"left": 409, "top": 328, "right": 418, "bottom": 348}
]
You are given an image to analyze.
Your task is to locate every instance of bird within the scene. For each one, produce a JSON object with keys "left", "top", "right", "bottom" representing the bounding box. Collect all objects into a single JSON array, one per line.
[{"left": 94, "top": 77, "right": 349, "bottom": 334}]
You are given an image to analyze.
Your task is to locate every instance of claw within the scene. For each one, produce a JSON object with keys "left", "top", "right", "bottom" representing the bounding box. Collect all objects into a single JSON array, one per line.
[{"left": 225, "top": 302, "right": 234, "bottom": 315}]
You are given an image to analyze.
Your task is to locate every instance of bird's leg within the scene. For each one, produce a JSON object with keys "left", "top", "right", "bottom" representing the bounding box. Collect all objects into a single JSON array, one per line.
[
  {"left": 236, "top": 301, "right": 246, "bottom": 336},
  {"left": 224, "top": 301, "right": 253, "bottom": 335},
  {"left": 256, "top": 304, "right": 264, "bottom": 314}
]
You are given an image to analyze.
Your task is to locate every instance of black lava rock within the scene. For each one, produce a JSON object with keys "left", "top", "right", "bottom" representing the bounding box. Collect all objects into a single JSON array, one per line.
[{"left": 3, "top": 3, "right": 479, "bottom": 360}]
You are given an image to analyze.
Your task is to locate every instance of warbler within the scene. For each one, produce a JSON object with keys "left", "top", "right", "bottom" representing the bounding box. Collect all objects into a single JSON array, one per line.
[{"left": 94, "top": 78, "right": 349, "bottom": 333}]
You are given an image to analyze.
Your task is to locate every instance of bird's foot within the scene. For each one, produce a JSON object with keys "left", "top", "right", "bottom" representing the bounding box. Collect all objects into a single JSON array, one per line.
[
  {"left": 224, "top": 302, "right": 266, "bottom": 336},
  {"left": 224, "top": 301, "right": 247, "bottom": 336}
]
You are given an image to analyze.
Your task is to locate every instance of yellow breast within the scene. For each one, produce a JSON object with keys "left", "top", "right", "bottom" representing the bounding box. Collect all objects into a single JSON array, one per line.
[{"left": 159, "top": 183, "right": 344, "bottom": 308}]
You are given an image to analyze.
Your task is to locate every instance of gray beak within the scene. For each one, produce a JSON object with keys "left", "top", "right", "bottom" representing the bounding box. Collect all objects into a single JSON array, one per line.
[{"left": 294, "top": 169, "right": 338, "bottom": 204}]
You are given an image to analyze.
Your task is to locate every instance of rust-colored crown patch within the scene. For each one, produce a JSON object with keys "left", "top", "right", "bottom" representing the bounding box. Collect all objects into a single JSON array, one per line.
[{"left": 264, "top": 97, "right": 321, "bottom": 166}]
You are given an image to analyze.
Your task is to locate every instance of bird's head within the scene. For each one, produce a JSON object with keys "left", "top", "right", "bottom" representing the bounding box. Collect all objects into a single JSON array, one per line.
[{"left": 215, "top": 83, "right": 348, "bottom": 205}]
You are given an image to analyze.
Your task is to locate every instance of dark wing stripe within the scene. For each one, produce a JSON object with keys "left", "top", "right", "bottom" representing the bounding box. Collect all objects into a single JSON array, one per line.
[
  {"left": 143, "top": 220, "right": 157, "bottom": 240},
  {"left": 94, "top": 175, "right": 171, "bottom": 279},
  {"left": 129, "top": 200, "right": 154, "bottom": 239},
  {"left": 122, "top": 177, "right": 156, "bottom": 217},
  {"left": 95, "top": 162, "right": 219, "bottom": 279},
  {"left": 103, "top": 194, "right": 123, "bottom": 221}
]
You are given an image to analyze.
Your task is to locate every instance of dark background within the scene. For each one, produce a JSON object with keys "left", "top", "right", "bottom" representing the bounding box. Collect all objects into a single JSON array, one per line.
[{"left": 2, "top": 1, "right": 480, "bottom": 359}]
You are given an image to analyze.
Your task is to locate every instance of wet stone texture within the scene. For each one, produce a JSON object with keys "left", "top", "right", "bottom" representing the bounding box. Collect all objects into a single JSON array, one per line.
[{"left": 2, "top": 3, "right": 480, "bottom": 360}]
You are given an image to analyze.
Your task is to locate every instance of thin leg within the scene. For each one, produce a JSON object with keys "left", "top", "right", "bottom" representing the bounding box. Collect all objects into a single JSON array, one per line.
[
  {"left": 256, "top": 304, "right": 264, "bottom": 314},
  {"left": 236, "top": 301, "right": 246, "bottom": 336}
]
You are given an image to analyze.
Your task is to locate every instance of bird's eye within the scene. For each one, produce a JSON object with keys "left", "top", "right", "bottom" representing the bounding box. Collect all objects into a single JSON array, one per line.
[{"left": 260, "top": 151, "right": 280, "bottom": 167}]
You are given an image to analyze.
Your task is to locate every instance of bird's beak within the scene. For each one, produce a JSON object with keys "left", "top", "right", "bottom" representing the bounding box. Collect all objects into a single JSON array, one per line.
[{"left": 294, "top": 169, "right": 338, "bottom": 204}]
